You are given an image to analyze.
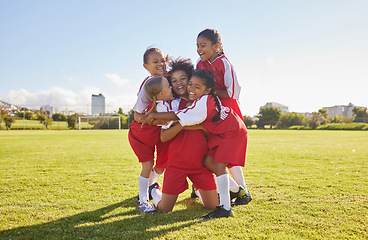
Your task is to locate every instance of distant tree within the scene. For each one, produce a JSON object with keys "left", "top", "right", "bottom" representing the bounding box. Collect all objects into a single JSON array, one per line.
[
  {"left": 67, "top": 114, "right": 79, "bottom": 129},
  {"left": 255, "top": 118, "right": 265, "bottom": 129},
  {"left": 276, "top": 112, "right": 306, "bottom": 129},
  {"left": 52, "top": 113, "right": 67, "bottom": 121},
  {"left": 318, "top": 109, "right": 328, "bottom": 120},
  {"left": 4, "top": 115, "right": 15, "bottom": 130},
  {"left": 15, "top": 111, "right": 33, "bottom": 120},
  {"left": 25, "top": 111, "right": 34, "bottom": 120},
  {"left": 0, "top": 110, "right": 4, "bottom": 128},
  {"left": 110, "top": 113, "right": 128, "bottom": 129},
  {"left": 352, "top": 107, "right": 368, "bottom": 123},
  {"left": 127, "top": 110, "right": 134, "bottom": 127},
  {"left": 257, "top": 106, "right": 282, "bottom": 129},
  {"left": 118, "top": 107, "right": 124, "bottom": 115},
  {"left": 330, "top": 115, "right": 343, "bottom": 123},
  {"left": 15, "top": 112, "right": 24, "bottom": 119},
  {"left": 243, "top": 115, "right": 254, "bottom": 128},
  {"left": 38, "top": 114, "right": 53, "bottom": 129},
  {"left": 308, "top": 112, "right": 326, "bottom": 130}
]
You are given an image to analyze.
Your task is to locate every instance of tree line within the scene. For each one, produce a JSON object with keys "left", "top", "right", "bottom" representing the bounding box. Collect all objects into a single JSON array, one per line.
[
  {"left": 242, "top": 106, "right": 368, "bottom": 130},
  {"left": 0, "top": 107, "right": 131, "bottom": 130}
]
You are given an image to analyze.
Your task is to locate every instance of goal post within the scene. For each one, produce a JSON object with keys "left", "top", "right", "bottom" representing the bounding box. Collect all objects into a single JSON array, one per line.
[{"left": 78, "top": 116, "right": 121, "bottom": 130}]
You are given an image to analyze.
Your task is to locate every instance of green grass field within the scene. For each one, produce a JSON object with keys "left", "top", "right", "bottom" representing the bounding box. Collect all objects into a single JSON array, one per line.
[{"left": 0, "top": 130, "right": 367, "bottom": 239}]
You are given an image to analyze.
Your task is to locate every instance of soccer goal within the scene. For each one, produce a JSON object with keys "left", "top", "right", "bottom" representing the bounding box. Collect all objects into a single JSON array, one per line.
[{"left": 78, "top": 116, "right": 121, "bottom": 130}]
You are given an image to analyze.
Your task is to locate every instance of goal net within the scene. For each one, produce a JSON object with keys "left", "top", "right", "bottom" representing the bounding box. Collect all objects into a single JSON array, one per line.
[{"left": 78, "top": 116, "right": 121, "bottom": 130}]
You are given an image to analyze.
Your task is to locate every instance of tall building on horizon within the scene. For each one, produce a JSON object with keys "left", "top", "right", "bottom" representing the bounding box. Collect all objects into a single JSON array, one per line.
[{"left": 92, "top": 93, "right": 105, "bottom": 116}]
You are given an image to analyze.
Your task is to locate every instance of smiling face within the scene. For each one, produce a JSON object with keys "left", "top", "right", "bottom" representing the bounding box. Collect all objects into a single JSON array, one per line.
[
  {"left": 170, "top": 70, "right": 189, "bottom": 99},
  {"left": 196, "top": 36, "right": 220, "bottom": 63},
  {"left": 143, "top": 51, "right": 166, "bottom": 76},
  {"left": 187, "top": 75, "right": 211, "bottom": 101},
  {"left": 158, "top": 78, "right": 173, "bottom": 101}
]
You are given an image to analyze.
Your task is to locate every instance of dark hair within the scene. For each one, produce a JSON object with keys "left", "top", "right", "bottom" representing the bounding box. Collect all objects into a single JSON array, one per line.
[
  {"left": 197, "top": 29, "right": 224, "bottom": 55},
  {"left": 167, "top": 57, "right": 194, "bottom": 98},
  {"left": 192, "top": 69, "right": 221, "bottom": 122},
  {"left": 143, "top": 47, "right": 165, "bottom": 64}
]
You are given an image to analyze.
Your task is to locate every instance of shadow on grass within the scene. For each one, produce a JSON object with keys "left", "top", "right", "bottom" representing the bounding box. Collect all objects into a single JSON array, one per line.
[{"left": 0, "top": 196, "right": 208, "bottom": 239}]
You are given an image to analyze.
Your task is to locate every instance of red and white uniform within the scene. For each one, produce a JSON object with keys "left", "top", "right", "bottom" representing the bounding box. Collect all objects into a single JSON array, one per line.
[
  {"left": 161, "top": 97, "right": 217, "bottom": 195},
  {"left": 176, "top": 95, "right": 248, "bottom": 167},
  {"left": 128, "top": 76, "right": 168, "bottom": 168},
  {"left": 132, "top": 76, "right": 152, "bottom": 114},
  {"left": 196, "top": 55, "right": 243, "bottom": 120}
]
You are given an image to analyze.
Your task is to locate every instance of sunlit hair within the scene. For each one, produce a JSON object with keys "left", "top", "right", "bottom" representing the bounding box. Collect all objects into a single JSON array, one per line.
[
  {"left": 143, "top": 47, "right": 168, "bottom": 64},
  {"left": 144, "top": 76, "right": 166, "bottom": 115},
  {"left": 191, "top": 69, "right": 221, "bottom": 122},
  {"left": 197, "top": 28, "right": 224, "bottom": 55},
  {"left": 167, "top": 57, "right": 194, "bottom": 98}
]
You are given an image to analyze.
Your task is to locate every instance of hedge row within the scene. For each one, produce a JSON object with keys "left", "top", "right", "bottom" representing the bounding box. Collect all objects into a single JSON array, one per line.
[{"left": 289, "top": 123, "right": 368, "bottom": 131}]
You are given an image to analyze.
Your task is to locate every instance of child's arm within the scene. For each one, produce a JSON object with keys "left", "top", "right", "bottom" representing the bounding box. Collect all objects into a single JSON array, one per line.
[
  {"left": 135, "top": 111, "right": 171, "bottom": 126},
  {"left": 160, "top": 122, "right": 183, "bottom": 142},
  {"left": 183, "top": 124, "right": 208, "bottom": 132},
  {"left": 144, "top": 112, "right": 179, "bottom": 126},
  {"left": 223, "top": 60, "right": 241, "bottom": 99},
  {"left": 214, "top": 90, "right": 230, "bottom": 99},
  {"left": 134, "top": 111, "right": 146, "bottom": 123}
]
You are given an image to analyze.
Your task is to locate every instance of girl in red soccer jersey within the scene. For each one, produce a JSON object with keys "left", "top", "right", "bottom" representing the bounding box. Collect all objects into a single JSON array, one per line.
[
  {"left": 144, "top": 69, "right": 250, "bottom": 218},
  {"left": 128, "top": 48, "right": 170, "bottom": 213},
  {"left": 196, "top": 29, "right": 251, "bottom": 206},
  {"left": 149, "top": 58, "right": 219, "bottom": 213}
]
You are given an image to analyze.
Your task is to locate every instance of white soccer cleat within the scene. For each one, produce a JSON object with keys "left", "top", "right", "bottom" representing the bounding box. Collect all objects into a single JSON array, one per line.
[{"left": 138, "top": 201, "right": 157, "bottom": 214}]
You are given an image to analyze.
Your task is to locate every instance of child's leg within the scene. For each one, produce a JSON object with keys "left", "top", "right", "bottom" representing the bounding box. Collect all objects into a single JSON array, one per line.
[
  {"left": 228, "top": 166, "right": 252, "bottom": 206},
  {"left": 203, "top": 155, "right": 214, "bottom": 172},
  {"left": 213, "top": 162, "right": 231, "bottom": 210},
  {"left": 155, "top": 193, "right": 178, "bottom": 212},
  {"left": 197, "top": 189, "right": 218, "bottom": 209},
  {"left": 149, "top": 167, "right": 164, "bottom": 186},
  {"left": 204, "top": 155, "right": 239, "bottom": 192},
  {"left": 139, "top": 160, "right": 154, "bottom": 203},
  {"left": 228, "top": 166, "right": 247, "bottom": 191}
]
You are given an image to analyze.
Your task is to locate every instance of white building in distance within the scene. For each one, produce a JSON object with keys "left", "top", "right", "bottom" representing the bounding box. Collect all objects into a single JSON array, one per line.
[
  {"left": 41, "top": 105, "right": 58, "bottom": 117},
  {"left": 323, "top": 103, "right": 357, "bottom": 118},
  {"left": 261, "top": 102, "right": 289, "bottom": 113},
  {"left": 92, "top": 94, "right": 105, "bottom": 116}
]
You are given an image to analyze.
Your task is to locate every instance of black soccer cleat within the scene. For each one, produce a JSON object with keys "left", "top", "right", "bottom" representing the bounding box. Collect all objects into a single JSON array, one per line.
[
  {"left": 232, "top": 190, "right": 252, "bottom": 206},
  {"left": 230, "top": 186, "right": 247, "bottom": 202},
  {"left": 201, "top": 205, "right": 234, "bottom": 219}
]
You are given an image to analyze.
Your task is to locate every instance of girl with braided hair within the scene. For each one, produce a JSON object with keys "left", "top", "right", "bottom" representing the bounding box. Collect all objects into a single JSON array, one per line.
[
  {"left": 144, "top": 69, "right": 249, "bottom": 218},
  {"left": 148, "top": 58, "right": 219, "bottom": 213},
  {"left": 196, "top": 29, "right": 251, "bottom": 206}
]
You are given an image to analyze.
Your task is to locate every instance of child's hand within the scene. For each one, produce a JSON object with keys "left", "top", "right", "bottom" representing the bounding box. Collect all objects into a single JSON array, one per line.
[{"left": 143, "top": 113, "right": 155, "bottom": 126}]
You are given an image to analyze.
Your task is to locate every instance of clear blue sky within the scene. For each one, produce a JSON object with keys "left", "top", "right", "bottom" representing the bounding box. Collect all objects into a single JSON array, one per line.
[{"left": 1, "top": 0, "right": 367, "bottom": 116}]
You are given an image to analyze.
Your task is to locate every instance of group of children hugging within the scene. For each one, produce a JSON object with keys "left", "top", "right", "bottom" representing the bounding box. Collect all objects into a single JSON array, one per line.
[{"left": 128, "top": 29, "right": 251, "bottom": 219}]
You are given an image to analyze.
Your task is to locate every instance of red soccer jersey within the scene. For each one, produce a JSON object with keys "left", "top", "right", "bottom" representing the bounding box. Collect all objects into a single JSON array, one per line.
[
  {"left": 196, "top": 55, "right": 243, "bottom": 119},
  {"left": 176, "top": 95, "right": 248, "bottom": 166}
]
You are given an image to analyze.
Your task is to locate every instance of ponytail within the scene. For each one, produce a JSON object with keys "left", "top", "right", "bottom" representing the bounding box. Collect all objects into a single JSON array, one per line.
[
  {"left": 144, "top": 76, "right": 166, "bottom": 116},
  {"left": 145, "top": 96, "right": 157, "bottom": 116},
  {"left": 211, "top": 92, "right": 221, "bottom": 122}
]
